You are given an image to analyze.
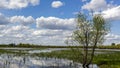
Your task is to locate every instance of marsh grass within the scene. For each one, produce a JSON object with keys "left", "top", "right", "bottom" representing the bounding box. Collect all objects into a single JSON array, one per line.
[{"left": 35, "top": 50, "right": 120, "bottom": 68}]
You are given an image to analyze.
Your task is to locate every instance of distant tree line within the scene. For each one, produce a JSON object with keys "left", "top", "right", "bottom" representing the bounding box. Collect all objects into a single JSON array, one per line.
[
  {"left": 0, "top": 43, "right": 120, "bottom": 49},
  {"left": 0, "top": 43, "right": 42, "bottom": 48}
]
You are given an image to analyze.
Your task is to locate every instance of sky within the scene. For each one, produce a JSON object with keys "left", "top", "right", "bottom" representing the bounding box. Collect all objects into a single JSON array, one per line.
[{"left": 0, "top": 0, "right": 120, "bottom": 45}]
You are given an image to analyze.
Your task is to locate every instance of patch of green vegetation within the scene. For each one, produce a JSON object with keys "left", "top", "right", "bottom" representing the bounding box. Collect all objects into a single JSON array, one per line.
[
  {"left": 0, "top": 49, "right": 14, "bottom": 53},
  {"left": 98, "top": 45, "right": 120, "bottom": 49},
  {"left": 99, "top": 65, "right": 120, "bottom": 68},
  {"left": 0, "top": 49, "right": 28, "bottom": 55},
  {"left": 93, "top": 52, "right": 120, "bottom": 68},
  {"left": 38, "top": 50, "right": 83, "bottom": 62}
]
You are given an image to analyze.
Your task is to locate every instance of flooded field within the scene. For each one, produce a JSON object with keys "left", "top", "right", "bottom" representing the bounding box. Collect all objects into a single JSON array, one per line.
[{"left": 0, "top": 48, "right": 101, "bottom": 68}]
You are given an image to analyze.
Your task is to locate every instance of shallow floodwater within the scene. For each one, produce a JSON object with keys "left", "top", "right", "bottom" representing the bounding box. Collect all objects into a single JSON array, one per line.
[
  {"left": 0, "top": 48, "right": 103, "bottom": 68},
  {"left": 28, "top": 48, "right": 68, "bottom": 53},
  {"left": 0, "top": 54, "right": 79, "bottom": 68},
  {"left": 0, "top": 54, "right": 98, "bottom": 68}
]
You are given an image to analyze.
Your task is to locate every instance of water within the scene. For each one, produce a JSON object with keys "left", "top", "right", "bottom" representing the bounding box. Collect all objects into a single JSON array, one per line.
[
  {"left": 28, "top": 48, "right": 68, "bottom": 53},
  {"left": 0, "top": 54, "right": 79, "bottom": 68},
  {"left": 0, "top": 54, "right": 99, "bottom": 68},
  {"left": 0, "top": 48, "right": 32, "bottom": 50}
]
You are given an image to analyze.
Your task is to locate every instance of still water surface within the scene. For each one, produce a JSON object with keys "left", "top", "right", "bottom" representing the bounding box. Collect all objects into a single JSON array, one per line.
[{"left": 0, "top": 54, "right": 83, "bottom": 68}]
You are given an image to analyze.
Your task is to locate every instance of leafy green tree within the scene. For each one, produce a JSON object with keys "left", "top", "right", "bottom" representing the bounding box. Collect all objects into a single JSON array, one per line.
[
  {"left": 111, "top": 43, "right": 115, "bottom": 46},
  {"left": 67, "top": 12, "right": 110, "bottom": 68},
  {"left": 9, "top": 43, "right": 16, "bottom": 47}
]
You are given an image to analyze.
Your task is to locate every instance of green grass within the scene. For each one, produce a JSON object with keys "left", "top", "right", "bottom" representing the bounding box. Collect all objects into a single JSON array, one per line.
[
  {"left": 0, "top": 49, "right": 28, "bottom": 55},
  {"left": 93, "top": 52, "right": 120, "bottom": 68}
]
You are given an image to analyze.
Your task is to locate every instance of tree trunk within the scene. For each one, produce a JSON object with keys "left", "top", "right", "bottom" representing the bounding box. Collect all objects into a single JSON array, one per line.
[
  {"left": 87, "top": 45, "right": 96, "bottom": 66},
  {"left": 86, "top": 33, "right": 98, "bottom": 66}
]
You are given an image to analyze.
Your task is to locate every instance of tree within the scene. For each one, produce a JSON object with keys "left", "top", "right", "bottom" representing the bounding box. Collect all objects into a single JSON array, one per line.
[
  {"left": 9, "top": 43, "right": 16, "bottom": 47},
  {"left": 111, "top": 43, "right": 115, "bottom": 46},
  {"left": 67, "top": 13, "right": 110, "bottom": 68}
]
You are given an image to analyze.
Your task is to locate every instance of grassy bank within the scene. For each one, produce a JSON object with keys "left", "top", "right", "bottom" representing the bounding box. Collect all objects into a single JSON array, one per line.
[{"left": 93, "top": 52, "right": 120, "bottom": 68}]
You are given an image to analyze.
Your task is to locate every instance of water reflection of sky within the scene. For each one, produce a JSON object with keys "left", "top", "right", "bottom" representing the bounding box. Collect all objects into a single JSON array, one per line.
[{"left": 0, "top": 54, "right": 84, "bottom": 68}]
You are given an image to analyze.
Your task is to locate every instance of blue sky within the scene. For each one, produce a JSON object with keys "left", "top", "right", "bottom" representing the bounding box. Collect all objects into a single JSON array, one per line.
[
  {"left": 0, "top": 0, "right": 120, "bottom": 45},
  {"left": 0, "top": 0, "right": 83, "bottom": 18}
]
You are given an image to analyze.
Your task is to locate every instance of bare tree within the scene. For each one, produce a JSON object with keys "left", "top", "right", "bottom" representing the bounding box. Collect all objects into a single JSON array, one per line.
[{"left": 66, "top": 12, "right": 110, "bottom": 68}]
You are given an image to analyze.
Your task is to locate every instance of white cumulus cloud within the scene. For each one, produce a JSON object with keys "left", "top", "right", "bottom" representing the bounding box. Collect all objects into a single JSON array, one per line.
[
  {"left": 36, "top": 16, "right": 75, "bottom": 30},
  {"left": 10, "top": 16, "right": 35, "bottom": 25},
  {"left": 0, "top": 12, "right": 75, "bottom": 45},
  {"left": 0, "top": 13, "right": 11, "bottom": 25},
  {"left": 82, "top": 0, "right": 114, "bottom": 11},
  {"left": 105, "top": 33, "right": 120, "bottom": 45},
  {"left": 0, "top": 12, "right": 120, "bottom": 45},
  {"left": 102, "top": 6, "right": 120, "bottom": 21},
  {"left": 105, "top": 33, "right": 120, "bottom": 40},
  {"left": 32, "top": 29, "right": 65, "bottom": 36},
  {"left": 81, "top": 0, "right": 120, "bottom": 22},
  {"left": 0, "top": 0, "right": 40, "bottom": 9},
  {"left": 51, "top": 1, "right": 63, "bottom": 8}
]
